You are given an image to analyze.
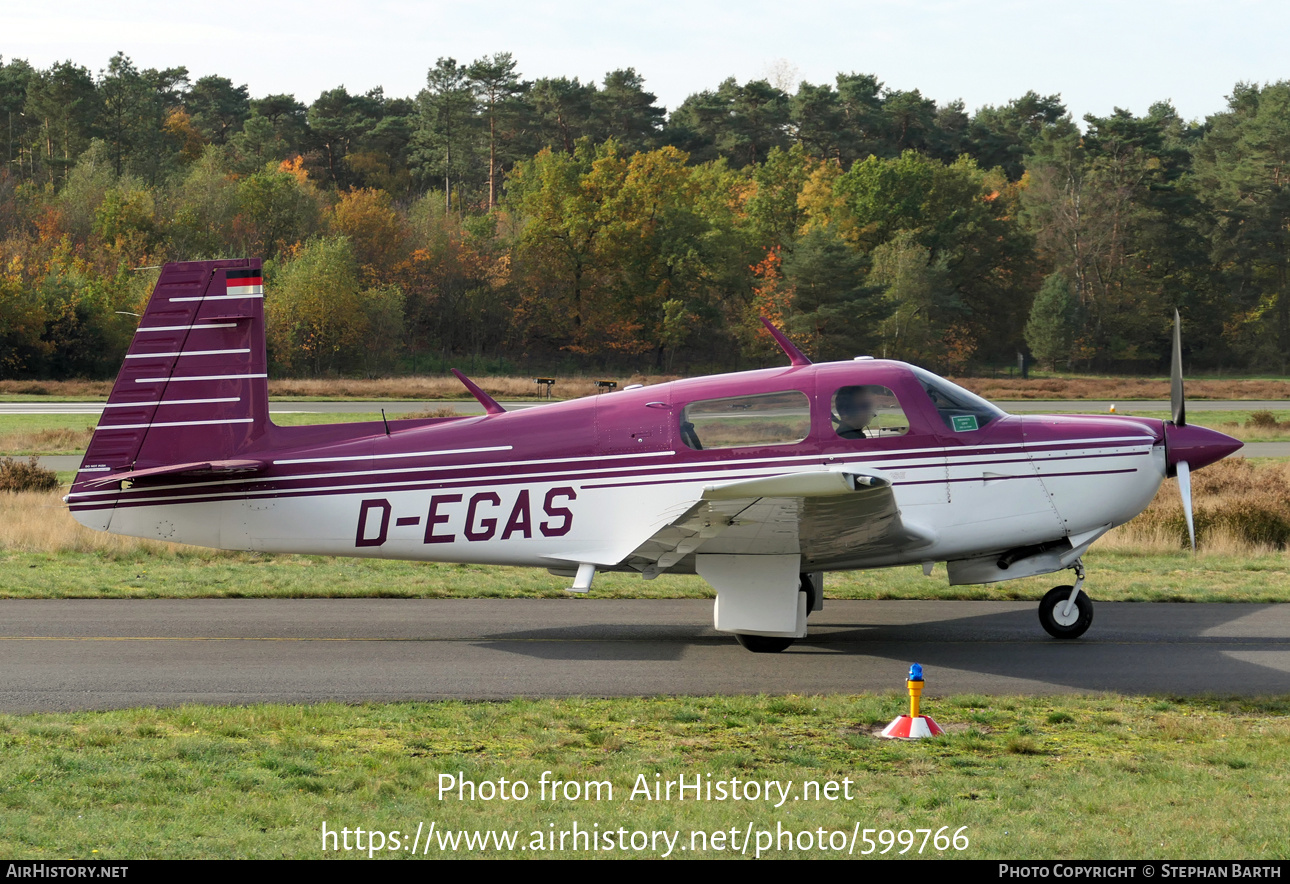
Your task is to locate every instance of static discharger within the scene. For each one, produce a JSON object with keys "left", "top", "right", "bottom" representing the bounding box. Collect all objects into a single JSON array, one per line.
[{"left": 880, "top": 663, "right": 945, "bottom": 739}]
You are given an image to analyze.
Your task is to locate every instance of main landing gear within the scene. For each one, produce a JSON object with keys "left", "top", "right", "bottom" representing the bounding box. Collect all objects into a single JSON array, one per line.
[
  {"left": 734, "top": 573, "right": 818, "bottom": 654},
  {"left": 1037, "top": 559, "right": 1093, "bottom": 639}
]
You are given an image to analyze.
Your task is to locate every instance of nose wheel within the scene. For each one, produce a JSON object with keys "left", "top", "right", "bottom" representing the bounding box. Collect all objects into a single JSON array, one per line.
[{"left": 1038, "top": 560, "right": 1093, "bottom": 639}]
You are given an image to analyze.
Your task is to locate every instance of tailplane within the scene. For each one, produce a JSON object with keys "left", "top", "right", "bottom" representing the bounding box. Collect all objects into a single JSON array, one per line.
[{"left": 72, "top": 259, "right": 270, "bottom": 496}]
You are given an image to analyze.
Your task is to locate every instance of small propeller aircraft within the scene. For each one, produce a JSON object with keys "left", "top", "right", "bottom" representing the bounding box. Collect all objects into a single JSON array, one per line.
[{"left": 68, "top": 259, "right": 1243, "bottom": 651}]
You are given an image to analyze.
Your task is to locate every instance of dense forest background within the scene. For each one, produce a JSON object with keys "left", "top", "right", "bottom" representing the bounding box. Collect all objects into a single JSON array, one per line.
[{"left": 1, "top": 51, "right": 1287, "bottom": 380}]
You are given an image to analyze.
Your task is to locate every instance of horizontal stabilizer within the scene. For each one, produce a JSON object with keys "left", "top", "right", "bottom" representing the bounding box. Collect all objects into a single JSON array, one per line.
[{"left": 80, "top": 458, "right": 267, "bottom": 488}]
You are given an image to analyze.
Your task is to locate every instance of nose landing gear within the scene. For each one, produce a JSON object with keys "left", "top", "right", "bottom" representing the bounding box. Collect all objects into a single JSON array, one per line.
[{"left": 1038, "top": 559, "right": 1093, "bottom": 639}]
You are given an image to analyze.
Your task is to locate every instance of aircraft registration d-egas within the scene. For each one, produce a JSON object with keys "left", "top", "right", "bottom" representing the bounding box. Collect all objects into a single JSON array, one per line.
[{"left": 68, "top": 259, "right": 1241, "bottom": 652}]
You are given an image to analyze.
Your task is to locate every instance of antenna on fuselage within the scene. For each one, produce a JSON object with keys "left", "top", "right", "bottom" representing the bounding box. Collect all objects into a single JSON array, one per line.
[
  {"left": 451, "top": 368, "right": 507, "bottom": 415},
  {"left": 759, "top": 317, "right": 812, "bottom": 367}
]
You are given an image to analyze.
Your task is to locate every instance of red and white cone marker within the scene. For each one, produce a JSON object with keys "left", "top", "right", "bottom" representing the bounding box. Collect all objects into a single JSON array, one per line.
[{"left": 880, "top": 663, "right": 945, "bottom": 739}]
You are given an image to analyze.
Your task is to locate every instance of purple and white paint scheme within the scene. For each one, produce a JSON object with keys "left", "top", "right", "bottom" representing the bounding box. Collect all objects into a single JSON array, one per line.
[{"left": 67, "top": 259, "right": 1243, "bottom": 652}]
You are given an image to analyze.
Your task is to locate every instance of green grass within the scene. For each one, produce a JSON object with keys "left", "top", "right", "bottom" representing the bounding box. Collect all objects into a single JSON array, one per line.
[
  {"left": 1, "top": 694, "right": 1288, "bottom": 858},
  {"left": 2, "top": 548, "right": 1289, "bottom": 602},
  {"left": 0, "top": 414, "right": 102, "bottom": 431},
  {"left": 0, "top": 414, "right": 99, "bottom": 455}
]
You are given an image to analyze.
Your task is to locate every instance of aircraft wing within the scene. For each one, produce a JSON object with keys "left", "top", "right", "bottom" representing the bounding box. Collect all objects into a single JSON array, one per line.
[{"left": 620, "top": 467, "right": 934, "bottom": 577}]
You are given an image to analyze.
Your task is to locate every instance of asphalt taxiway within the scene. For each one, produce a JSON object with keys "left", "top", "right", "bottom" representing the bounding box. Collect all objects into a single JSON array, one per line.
[{"left": 1, "top": 599, "right": 1286, "bottom": 711}]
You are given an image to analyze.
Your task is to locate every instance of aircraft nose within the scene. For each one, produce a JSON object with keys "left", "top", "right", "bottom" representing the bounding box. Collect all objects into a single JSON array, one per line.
[{"left": 1164, "top": 423, "right": 1243, "bottom": 475}]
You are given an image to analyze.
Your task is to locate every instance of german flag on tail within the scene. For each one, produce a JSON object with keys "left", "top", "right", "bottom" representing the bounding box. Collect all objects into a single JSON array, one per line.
[{"left": 226, "top": 268, "right": 264, "bottom": 296}]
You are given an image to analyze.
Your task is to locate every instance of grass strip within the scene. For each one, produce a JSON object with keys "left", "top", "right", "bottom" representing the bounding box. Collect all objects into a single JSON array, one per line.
[
  {"left": 1, "top": 694, "right": 1287, "bottom": 859},
  {"left": 2, "top": 549, "right": 1289, "bottom": 602}
]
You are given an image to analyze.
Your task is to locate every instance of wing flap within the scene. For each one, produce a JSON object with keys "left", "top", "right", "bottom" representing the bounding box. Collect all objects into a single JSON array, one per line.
[{"left": 623, "top": 466, "right": 922, "bottom": 576}]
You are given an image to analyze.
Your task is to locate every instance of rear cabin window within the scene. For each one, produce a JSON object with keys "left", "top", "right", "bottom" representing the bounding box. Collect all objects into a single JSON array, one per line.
[
  {"left": 831, "top": 385, "right": 909, "bottom": 439},
  {"left": 680, "top": 391, "right": 811, "bottom": 450}
]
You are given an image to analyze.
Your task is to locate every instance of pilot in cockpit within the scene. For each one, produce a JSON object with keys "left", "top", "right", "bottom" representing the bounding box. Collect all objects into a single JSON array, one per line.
[{"left": 834, "top": 386, "right": 877, "bottom": 439}]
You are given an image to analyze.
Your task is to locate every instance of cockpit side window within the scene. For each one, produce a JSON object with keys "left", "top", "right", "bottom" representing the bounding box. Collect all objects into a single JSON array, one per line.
[
  {"left": 910, "top": 366, "right": 1005, "bottom": 432},
  {"left": 832, "top": 385, "right": 909, "bottom": 440},
  {"left": 680, "top": 391, "right": 811, "bottom": 450}
]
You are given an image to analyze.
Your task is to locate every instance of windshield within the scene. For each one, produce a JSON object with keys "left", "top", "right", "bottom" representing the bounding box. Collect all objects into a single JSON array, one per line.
[{"left": 909, "top": 366, "right": 1006, "bottom": 432}]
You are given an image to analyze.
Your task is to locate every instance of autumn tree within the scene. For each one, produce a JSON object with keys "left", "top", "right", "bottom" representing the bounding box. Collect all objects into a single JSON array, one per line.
[
  {"left": 0, "top": 258, "right": 50, "bottom": 377},
  {"left": 835, "top": 150, "right": 1035, "bottom": 361},
  {"left": 594, "top": 145, "right": 717, "bottom": 360},
  {"left": 329, "top": 187, "right": 410, "bottom": 285},
  {"left": 398, "top": 194, "right": 504, "bottom": 361},
  {"left": 267, "top": 237, "right": 402, "bottom": 374},
  {"left": 506, "top": 142, "right": 609, "bottom": 347},
  {"left": 235, "top": 160, "right": 323, "bottom": 258},
  {"left": 226, "top": 93, "right": 311, "bottom": 172},
  {"left": 93, "top": 180, "right": 159, "bottom": 268},
  {"left": 166, "top": 147, "right": 242, "bottom": 260}
]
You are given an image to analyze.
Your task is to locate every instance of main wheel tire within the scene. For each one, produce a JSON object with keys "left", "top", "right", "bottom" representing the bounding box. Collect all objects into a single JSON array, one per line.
[
  {"left": 735, "top": 634, "right": 796, "bottom": 653},
  {"left": 1038, "top": 585, "right": 1093, "bottom": 639},
  {"left": 800, "top": 573, "right": 817, "bottom": 617}
]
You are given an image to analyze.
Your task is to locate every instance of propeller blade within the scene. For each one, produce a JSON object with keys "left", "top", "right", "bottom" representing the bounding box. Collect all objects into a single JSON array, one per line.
[
  {"left": 1171, "top": 309, "right": 1186, "bottom": 427},
  {"left": 1177, "top": 459, "right": 1195, "bottom": 551}
]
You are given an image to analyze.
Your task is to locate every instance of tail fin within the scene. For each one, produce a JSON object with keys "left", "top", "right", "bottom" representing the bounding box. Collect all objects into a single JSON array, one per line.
[{"left": 73, "top": 259, "right": 269, "bottom": 493}]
